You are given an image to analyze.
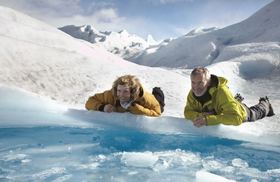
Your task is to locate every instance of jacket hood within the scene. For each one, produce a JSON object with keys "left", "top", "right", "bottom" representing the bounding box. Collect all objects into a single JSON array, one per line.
[
  {"left": 208, "top": 75, "right": 228, "bottom": 96},
  {"left": 217, "top": 76, "right": 228, "bottom": 87},
  {"left": 210, "top": 75, "right": 228, "bottom": 88}
]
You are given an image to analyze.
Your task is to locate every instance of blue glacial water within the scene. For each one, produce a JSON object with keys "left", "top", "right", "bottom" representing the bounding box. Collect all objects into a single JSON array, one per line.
[{"left": 0, "top": 125, "right": 279, "bottom": 182}]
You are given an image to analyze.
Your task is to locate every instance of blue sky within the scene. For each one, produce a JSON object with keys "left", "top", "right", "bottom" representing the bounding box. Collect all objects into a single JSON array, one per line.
[{"left": 0, "top": 0, "right": 273, "bottom": 40}]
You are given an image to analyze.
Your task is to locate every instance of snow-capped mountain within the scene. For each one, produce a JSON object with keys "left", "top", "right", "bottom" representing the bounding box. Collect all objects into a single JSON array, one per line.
[
  {"left": 58, "top": 24, "right": 104, "bottom": 43},
  {"left": 59, "top": 24, "right": 158, "bottom": 60},
  {"left": 131, "top": 0, "right": 280, "bottom": 68},
  {"left": 0, "top": 6, "right": 187, "bottom": 116}
]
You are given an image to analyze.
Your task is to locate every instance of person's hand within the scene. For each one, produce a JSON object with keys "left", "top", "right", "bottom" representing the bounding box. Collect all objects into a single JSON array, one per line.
[
  {"left": 193, "top": 115, "right": 207, "bottom": 127},
  {"left": 104, "top": 104, "right": 114, "bottom": 113}
]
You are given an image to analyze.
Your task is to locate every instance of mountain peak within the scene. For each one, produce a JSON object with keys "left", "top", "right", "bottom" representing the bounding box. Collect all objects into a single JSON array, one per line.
[
  {"left": 118, "top": 29, "right": 129, "bottom": 36},
  {"left": 80, "top": 24, "right": 99, "bottom": 34},
  {"left": 60, "top": 25, "right": 157, "bottom": 59},
  {"left": 146, "top": 34, "right": 158, "bottom": 45}
]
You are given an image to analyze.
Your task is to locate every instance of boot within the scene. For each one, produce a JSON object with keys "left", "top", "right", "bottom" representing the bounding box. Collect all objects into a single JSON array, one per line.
[{"left": 259, "top": 96, "right": 275, "bottom": 117}]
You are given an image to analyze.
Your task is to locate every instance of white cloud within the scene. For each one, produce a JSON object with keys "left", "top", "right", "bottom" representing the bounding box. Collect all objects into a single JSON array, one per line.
[
  {"left": 0, "top": 0, "right": 178, "bottom": 39},
  {"left": 41, "top": 0, "right": 80, "bottom": 7},
  {"left": 45, "top": 9, "right": 164, "bottom": 40},
  {"left": 0, "top": 0, "right": 82, "bottom": 16},
  {"left": 46, "top": 8, "right": 124, "bottom": 28},
  {"left": 0, "top": 0, "right": 126, "bottom": 31},
  {"left": 93, "top": 8, "right": 123, "bottom": 23}
]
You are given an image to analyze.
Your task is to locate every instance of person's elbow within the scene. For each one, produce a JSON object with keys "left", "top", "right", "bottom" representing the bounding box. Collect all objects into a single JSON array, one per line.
[
  {"left": 236, "top": 116, "right": 244, "bottom": 126},
  {"left": 152, "top": 107, "right": 161, "bottom": 117},
  {"left": 231, "top": 115, "right": 244, "bottom": 126},
  {"left": 155, "top": 111, "right": 161, "bottom": 117},
  {"left": 146, "top": 104, "right": 161, "bottom": 117},
  {"left": 85, "top": 97, "right": 95, "bottom": 110}
]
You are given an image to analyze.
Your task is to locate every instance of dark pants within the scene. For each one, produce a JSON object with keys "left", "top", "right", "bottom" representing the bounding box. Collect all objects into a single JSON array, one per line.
[{"left": 243, "top": 101, "right": 269, "bottom": 122}]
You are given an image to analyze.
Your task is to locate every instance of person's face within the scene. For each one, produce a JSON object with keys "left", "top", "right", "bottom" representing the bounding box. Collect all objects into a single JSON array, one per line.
[
  {"left": 191, "top": 73, "right": 209, "bottom": 97},
  {"left": 117, "top": 84, "right": 131, "bottom": 102}
]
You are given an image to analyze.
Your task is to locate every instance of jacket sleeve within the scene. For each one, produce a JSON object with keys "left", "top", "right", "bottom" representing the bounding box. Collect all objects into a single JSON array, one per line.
[
  {"left": 205, "top": 88, "right": 244, "bottom": 126},
  {"left": 85, "top": 90, "right": 114, "bottom": 111},
  {"left": 184, "top": 92, "right": 201, "bottom": 121},
  {"left": 128, "top": 103, "right": 161, "bottom": 117}
]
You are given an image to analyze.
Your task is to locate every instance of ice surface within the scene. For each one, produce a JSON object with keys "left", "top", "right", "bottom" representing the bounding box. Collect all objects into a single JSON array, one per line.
[{"left": 0, "top": 87, "right": 279, "bottom": 181}]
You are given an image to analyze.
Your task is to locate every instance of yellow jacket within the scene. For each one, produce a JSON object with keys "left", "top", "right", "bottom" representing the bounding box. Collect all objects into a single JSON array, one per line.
[
  {"left": 85, "top": 88, "right": 161, "bottom": 117},
  {"left": 184, "top": 76, "right": 247, "bottom": 126}
]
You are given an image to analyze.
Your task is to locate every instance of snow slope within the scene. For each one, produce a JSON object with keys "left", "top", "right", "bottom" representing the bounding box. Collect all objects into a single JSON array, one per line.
[
  {"left": 59, "top": 24, "right": 157, "bottom": 60},
  {"left": 131, "top": 0, "right": 280, "bottom": 69},
  {"left": 0, "top": 6, "right": 187, "bottom": 117}
]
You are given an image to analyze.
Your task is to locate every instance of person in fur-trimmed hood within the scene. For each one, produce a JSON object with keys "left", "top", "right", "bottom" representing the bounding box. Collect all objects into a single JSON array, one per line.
[
  {"left": 85, "top": 75, "right": 162, "bottom": 117},
  {"left": 184, "top": 67, "right": 275, "bottom": 127}
]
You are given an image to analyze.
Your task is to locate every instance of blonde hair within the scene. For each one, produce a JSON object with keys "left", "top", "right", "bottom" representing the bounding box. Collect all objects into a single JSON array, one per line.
[{"left": 112, "top": 75, "right": 142, "bottom": 100}]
